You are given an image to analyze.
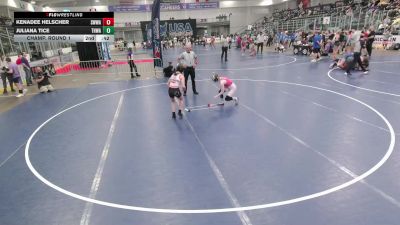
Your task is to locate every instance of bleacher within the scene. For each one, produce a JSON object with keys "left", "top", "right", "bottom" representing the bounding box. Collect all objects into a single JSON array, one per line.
[
  {"left": 248, "top": 0, "right": 400, "bottom": 35},
  {"left": 0, "top": 16, "right": 22, "bottom": 55}
]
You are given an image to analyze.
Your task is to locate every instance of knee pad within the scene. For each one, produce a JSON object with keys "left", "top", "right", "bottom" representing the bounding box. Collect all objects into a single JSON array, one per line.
[{"left": 225, "top": 96, "right": 233, "bottom": 101}]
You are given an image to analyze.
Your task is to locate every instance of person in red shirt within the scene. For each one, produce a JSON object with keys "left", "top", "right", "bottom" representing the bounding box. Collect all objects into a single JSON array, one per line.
[
  {"left": 241, "top": 37, "right": 247, "bottom": 56},
  {"left": 249, "top": 38, "right": 256, "bottom": 56},
  {"left": 210, "top": 36, "right": 216, "bottom": 49},
  {"left": 212, "top": 73, "right": 238, "bottom": 104},
  {"left": 16, "top": 54, "right": 22, "bottom": 65}
]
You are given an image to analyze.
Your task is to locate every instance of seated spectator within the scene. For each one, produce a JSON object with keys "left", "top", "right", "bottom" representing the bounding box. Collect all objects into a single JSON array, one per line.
[
  {"left": 34, "top": 67, "right": 54, "bottom": 93},
  {"left": 163, "top": 62, "right": 175, "bottom": 77}
]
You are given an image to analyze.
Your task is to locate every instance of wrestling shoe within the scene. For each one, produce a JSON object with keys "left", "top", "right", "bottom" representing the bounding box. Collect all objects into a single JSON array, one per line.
[{"left": 234, "top": 97, "right": 239, "bottom": 105}]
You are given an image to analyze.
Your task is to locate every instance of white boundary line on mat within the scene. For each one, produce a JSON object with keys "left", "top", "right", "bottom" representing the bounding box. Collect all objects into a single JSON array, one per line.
[
  {"left": 25, "top": 79, "right": 395, "bottom": 213},
  {"left": 197, "top": 56, "right": 297, "bottom": 71},
  {"left": 327, "top": 68, "right": 400, "bottom": 97}
]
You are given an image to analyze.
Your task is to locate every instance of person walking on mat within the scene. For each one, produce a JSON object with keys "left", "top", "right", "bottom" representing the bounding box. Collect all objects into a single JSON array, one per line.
[
  {"left": 127, "top": 48, "right": 140, "bottom": 78},
  {"left": 256, "top": 33, "right": 264, "bottom": 54},
  {"left": 221, "top": 35, "right": 229, "bottom": 62}
]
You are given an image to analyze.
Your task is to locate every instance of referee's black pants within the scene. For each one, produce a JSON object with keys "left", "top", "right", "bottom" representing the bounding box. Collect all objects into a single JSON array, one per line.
[
  {"left": 221, "top": 46, "right": 228, "bottom": 61},
  {"left": 257, "top": 42, "right": 263, "bottom": 54},
  {"left": 184, "top": 66, "right": 197, "bottom": 94}
]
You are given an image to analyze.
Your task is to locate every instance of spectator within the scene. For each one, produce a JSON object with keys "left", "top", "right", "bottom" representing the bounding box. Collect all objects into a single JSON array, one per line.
[
  {"left": 311, "top": 31, "right": 322, "bottom": 62},
  {"left": 382, "top": 29, "right": 391, "bottom": 49},
  {"left": 1, "top": 55, "right": 15, "bottom": 94},
  {"left": 35, "top": 67, "right": 55, "bottom": 93},
  {"left": 289, "top": 32, "right": 296, "bottom": 48},
  {"left": 16, "top": 54, "right": 22, "bottom": 65},
  {"left": 346, "top": 30, "right": 355, "bottom": 46},
  {"left": 162, "top": 40, "right": 167, "bottom": 50},
  {"left": 21, "top": 53, "right": 33, "bottom": 86},
  {"left": 256, "top": 33, "right": 264, "bottom": 54},
  {"left": 267, "top": 34, "right": 273, "bottom": 46},
  {"left": 127, "top": 47, "right": 140, "bottom": 78},
  {"left": 227, "top": 35, "right": 232, "bottom": 50},
  {"left": 366, "top": 26, "right": 376, "bottom": 57},
  {"left": 383, "top": 16, "right": 391, "bottom": 26},
  {"left": 5, "top": 57, "right": 26, "bottom": 98},
  {"left": 210, "top": 36, "right": 216, "bottom": 49}
]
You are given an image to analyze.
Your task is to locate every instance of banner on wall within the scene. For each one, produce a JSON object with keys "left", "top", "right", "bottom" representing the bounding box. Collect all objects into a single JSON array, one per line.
[
  {"left": 373, "top": 35, "right": 400, "bottom": 48},
  {"left": 322, "top": 17, "right": 330, "bottom": 25},
  {"left": 141, "top": 19, "right": 197, "bottom": 41},
  {"left": 151, "top": 0, "right": 163, "bottom": 67},
  {"left": 109, "top": 2, "right": 219, "bottom": 12}
]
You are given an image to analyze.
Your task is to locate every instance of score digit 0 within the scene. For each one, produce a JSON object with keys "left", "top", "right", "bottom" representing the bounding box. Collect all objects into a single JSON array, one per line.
[
  {"left": 102, "top": 18, "right": 114, "bottom": 26},
  {"left": 103, "top": 26, "right": 115, "bottom": 34}
]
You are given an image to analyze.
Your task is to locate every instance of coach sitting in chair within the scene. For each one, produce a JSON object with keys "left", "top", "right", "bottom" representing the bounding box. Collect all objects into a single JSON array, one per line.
[
  {"left": 163, "top": 62, "right": 175, "bottom": 77},
  {"left": 35, "top": 67, "right": 55, "bottom": 93}
]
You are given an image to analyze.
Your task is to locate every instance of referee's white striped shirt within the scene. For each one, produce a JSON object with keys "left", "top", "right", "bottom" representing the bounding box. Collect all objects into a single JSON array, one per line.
[{"left": 179, "top": 51, "right": 197, "bottom": 67}]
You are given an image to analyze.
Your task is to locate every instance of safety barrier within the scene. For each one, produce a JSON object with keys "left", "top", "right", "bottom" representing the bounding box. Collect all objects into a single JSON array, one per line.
[{"left": 54, "top": 58, "right": 164, "bottom": 78}]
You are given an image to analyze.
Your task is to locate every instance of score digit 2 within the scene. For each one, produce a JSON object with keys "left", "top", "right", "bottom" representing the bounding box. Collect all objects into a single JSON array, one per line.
[{"left": 102, "top": 18, "right": 114, "bottom": 26}]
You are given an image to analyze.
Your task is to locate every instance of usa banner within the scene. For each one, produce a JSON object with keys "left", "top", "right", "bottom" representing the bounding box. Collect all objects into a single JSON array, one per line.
[{"left": 151, "top": 0, "right": 163, "bottom": 67}]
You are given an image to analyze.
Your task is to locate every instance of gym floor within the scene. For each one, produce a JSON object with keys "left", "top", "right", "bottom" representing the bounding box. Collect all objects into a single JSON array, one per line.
[{"left": 0, "top": 45, "right": 400, "bottom": 225}]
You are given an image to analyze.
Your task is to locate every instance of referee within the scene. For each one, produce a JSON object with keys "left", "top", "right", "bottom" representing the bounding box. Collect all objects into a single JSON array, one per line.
[{"left": 178, "top": 46, "right": 199, "bottom": 96}]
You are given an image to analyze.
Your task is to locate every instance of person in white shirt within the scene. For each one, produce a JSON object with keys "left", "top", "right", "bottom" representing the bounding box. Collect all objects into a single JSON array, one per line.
[
  {"left": 221, "top": 35, "right": 229, "bottom": 62},
  {"left": 257, "top": 33, "right": 264, "bottom": 54},
  {"left": 178, "top": 46, "right": 199, "bottom": 95},
  {"left": 227, "top": 35, "right": 232, "bottom": 50},
  {"left": 0, "top": 55, "right": 15, "bottom": 94},
  {"left": 263, "top": 34, "right": 268, "bottom": 48}
]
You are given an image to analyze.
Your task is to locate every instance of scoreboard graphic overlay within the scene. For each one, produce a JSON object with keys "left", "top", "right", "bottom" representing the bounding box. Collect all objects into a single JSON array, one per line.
[{"left": 14, "top": 12, "right": 114, "bottom": 42}]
